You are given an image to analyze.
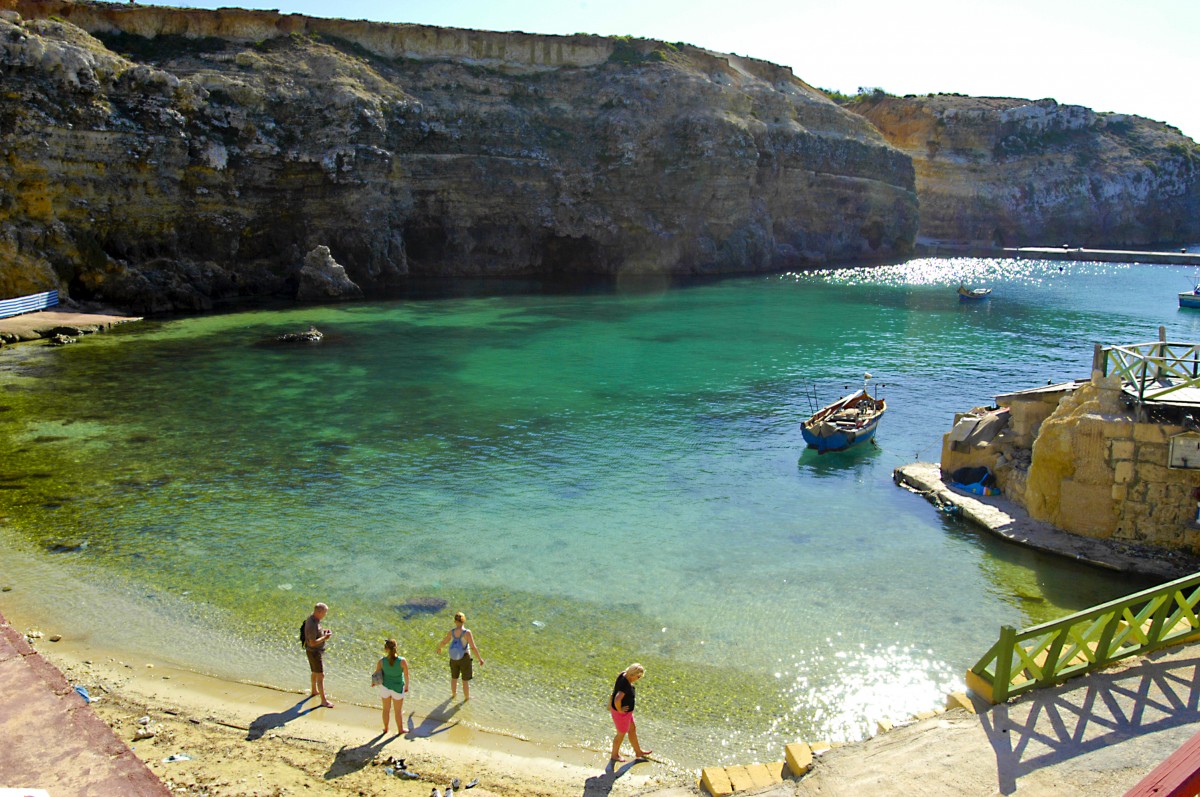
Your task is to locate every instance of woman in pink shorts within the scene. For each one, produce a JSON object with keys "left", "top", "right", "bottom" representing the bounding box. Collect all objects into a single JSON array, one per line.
[{"left": 609, "top": 663, "right": 652, "bottom": 762}]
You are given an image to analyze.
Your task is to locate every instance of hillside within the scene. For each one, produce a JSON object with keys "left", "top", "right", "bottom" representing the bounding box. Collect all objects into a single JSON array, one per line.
[
  {"left": 844, "top": 92, "right": 1200, "bottom": 247},
  {"left": 0, "top": 1, "right": 917, "bottom": 312}
]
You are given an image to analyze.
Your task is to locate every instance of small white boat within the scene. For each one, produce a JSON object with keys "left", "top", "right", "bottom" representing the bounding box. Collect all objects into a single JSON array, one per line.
[{"left": 957, "top": 284, "right": 992, "bottom": 301}]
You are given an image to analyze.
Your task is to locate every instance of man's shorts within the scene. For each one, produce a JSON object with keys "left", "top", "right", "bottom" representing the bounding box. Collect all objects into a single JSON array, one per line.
[
  {"left": 449, "top": 655, "right": 473, "bottom": 681},
  {"left": 306, "top": 648, "right": 324, "bottom": 674}
]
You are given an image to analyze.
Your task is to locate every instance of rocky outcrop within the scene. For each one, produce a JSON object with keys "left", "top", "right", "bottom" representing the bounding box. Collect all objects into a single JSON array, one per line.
[
  {"left": 845, "top": 94, "right": 1200, "bottom": 247},
  {"left": 296, "top": 246, "right": 361, "bottom": 301},
  {"left": 0, "top": 1, "right": 917, "bottom": 313}
]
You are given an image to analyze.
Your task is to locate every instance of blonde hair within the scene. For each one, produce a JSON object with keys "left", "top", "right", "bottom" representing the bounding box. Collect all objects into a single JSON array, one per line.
[
  {"left": 625, "top": 663, "right": 645, "bottom": 678},
  {"left": 454, "top": 612, "right": 466, "bottom": 624},
  {"left": 384, "top": 638, "right": 398, "bottom": 664}
]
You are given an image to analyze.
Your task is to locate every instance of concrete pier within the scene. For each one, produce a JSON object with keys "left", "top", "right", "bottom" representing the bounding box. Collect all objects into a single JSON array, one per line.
[{"left": 1006, "top": 246, "right": 1200, "bottom": 266}]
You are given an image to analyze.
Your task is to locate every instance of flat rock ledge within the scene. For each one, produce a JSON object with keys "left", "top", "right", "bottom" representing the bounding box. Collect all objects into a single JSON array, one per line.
[
  {"left": 894, "top": 462, "right": 1200, "bottom": 581},
  {"left": 0, "top": 308, "right": 142, "bottom": 346}
]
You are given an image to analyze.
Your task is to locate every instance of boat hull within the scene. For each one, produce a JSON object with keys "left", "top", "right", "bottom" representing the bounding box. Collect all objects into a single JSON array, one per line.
[
  {"left": 958, "top": 287, "right": 992, "bottom": 302},
  {"left": 801, "top": 417, "right": 881, "bottom": 452},
  {"left": 1180, "top": 292, "right": 1200, "bottom": 309}
]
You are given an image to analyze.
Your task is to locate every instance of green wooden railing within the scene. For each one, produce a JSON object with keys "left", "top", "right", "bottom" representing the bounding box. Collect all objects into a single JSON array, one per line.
[
  {"left": 1097, "top": 340, "right": 1200, "bottom": 403},
  {"left": 967, "top": 571, "right": 1200, "bottom": 704}
]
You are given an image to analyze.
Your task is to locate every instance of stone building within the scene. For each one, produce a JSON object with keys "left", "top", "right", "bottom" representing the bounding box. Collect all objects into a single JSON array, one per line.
[{"left": 941, "top": 345, "right": 1200, "bottom": 553}]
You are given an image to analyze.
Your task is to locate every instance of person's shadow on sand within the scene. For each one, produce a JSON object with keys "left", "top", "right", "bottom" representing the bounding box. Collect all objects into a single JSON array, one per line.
[
  {"left": 405, "top": 698, "right": 462, "bottom": 739},
  {"left": 246, "top": 697, "right": 317, "bottom": 741},
  {"left": 324, "top": 731, "right": 393, "bottom": 780},
  {"left": 582, "top": 758, "right": 641, "bottom": 796}
]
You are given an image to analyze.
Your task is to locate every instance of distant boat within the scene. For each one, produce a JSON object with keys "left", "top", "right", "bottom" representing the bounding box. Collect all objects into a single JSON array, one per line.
[
  {"left": 957, "top": 284, "right": 992, "bottom": 301},
  {"left": 1180, "top": 283, "right": 1200, "bottom": 309},
  {"left": 801, "top": 375, "right": 887, "bottom": 454}
]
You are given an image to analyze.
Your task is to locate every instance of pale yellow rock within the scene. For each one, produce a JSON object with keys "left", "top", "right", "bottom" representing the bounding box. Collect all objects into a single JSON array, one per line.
[
  {"left": 1110, "top": 439, "right": 1135, "bottom": 461},
  {"left": 810, "top": 741, "right": 832, "bottom": 755},
  {"left": 876, "top": 719, "right": 893, "bottom": 735},
  {"left": 1114, "top": 461, "right": 1135, "bottom": 484},
  {"left": 1134, "top": 424, "right": 1167, "bottom": 444}
]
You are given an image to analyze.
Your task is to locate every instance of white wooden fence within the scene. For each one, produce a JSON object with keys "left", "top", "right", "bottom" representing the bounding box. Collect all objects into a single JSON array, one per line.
[{"left": 0, "top": 290, "right": 59, "bottom": 320}]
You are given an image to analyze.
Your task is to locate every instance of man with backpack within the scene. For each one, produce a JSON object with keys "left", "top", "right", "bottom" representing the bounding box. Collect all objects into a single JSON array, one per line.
[{"left": 302, "top": 602, "right": 334, "bottom": 707}]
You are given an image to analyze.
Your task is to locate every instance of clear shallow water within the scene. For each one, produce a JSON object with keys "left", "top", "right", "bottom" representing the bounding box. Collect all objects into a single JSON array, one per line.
[{"left": 1, "top": 257, "right": 1195, "bottom": 769}]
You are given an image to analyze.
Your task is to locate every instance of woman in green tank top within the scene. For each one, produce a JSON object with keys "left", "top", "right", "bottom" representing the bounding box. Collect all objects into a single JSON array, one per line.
[{"left": 372, "top": 638, "right": 410, "bottom": 735}]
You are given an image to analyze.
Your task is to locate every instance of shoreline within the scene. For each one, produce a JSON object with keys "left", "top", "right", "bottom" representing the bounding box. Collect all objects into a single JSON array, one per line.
[
  {"left": 0, "top": 595, "right": 684, "bottom": 796},
  {"left": 0, "top": 305, "right": 143, "bottom": 345}
]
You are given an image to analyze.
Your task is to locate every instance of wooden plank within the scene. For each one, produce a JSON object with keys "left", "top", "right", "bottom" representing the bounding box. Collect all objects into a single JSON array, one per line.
[{"left": 1124, "top": 728, "right": 1200, "bottom": 797}]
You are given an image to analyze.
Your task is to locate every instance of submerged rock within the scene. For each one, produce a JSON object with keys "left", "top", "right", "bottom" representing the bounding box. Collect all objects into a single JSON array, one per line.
[
  {"left": 276, "top": 325, "right": 324, "bottom": 343},
  {"left": 46, "top": 540, "right": 88, "bottom": 554},
  {"left": 394, "top": 597, "right": 448, "bottom": 619}
]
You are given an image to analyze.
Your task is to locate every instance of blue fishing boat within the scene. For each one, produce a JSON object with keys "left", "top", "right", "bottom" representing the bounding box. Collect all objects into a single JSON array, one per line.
[
  {"left": 801, "top": 376, "right": 887, "bottom": 453},
  {"left": 957, "top": 284, "right": 992, "bottom": 301},
  {"left": 1180, "top": 283, "right": 1200, "bottom": 309}
]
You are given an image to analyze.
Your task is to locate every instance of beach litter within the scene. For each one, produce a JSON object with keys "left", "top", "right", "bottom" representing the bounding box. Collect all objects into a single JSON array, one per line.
[
  {"left": 162, "top": 754, "right": 192, "bottom": 763},
  {"left": 72, "top": 685, "right": 92, "bottom": 703}
]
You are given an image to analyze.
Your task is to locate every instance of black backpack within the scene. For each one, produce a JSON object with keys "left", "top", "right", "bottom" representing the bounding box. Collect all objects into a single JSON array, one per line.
[{"left": 299, "top": 622, "right": 306, "bottom": 648}]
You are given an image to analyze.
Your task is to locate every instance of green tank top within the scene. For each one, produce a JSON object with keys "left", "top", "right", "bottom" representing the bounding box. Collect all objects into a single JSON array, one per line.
[{"left": 380, "top": 656, "right": 406, "bottom": 693}]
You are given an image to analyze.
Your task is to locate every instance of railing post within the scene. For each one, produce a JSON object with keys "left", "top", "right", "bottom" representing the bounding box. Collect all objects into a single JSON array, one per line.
[
  {"left": 993, "top": 625, "right": 1017, "bottom": 703},
  {"left": 1093, "top": 343, "right": 1105, "bottom": 377}
]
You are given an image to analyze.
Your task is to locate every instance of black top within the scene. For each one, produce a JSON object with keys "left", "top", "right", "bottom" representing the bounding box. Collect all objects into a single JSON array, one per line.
[
  {"left": 304, "top": 614, "right": 325, "bottom": 651},
  {"left": 611, "top": 672, "right": 635, "bottom": 712}
]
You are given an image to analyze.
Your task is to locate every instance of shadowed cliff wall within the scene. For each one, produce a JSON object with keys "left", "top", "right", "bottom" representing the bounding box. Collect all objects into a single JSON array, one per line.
[{"left": 0, "top": 1, "right": 917, "bottom": 312}]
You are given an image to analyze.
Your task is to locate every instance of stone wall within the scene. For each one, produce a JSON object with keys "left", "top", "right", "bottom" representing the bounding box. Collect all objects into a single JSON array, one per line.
[{"left": 941, "top": 375, "right": 1200, "bottom": 553}]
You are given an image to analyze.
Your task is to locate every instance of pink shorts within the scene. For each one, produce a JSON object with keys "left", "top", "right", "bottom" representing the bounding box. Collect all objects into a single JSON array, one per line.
[{"left": 610, "top": 707, "right": 634, "bottom": 734}]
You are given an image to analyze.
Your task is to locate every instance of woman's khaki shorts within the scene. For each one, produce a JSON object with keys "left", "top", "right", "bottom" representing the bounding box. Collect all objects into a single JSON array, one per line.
[{"left": 449, "top": 655, "right": 473, "bottom": 681}]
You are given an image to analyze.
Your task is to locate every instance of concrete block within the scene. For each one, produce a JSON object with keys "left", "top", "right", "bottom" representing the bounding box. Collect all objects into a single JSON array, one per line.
[
  {"left": 1112, "top": 484, "right": 1128, "bottom": 502},
  {"left": 1114, "top": 460, "right": 1135, "bottom": 484},
  {"left": 876, "top": 719, "right": 893, "bottom": 735},
  {"left": 765, "top": 761, "right": 786, "bottom": 783},
  {"left": 915, "top": 710, "right": 937, "bottom": 720},
  {"left": 1102, "top": 420, "right": 1134, "bottom": 439},
  {"left": 726, "top": 765, "right": 755, "bottom": 792},
  {"left": 810, "top": 741, "right": 832, "bottom": 755},
  {"left": 745, "top": 763, "right": 778, "bottom": 787},
  {"left": 700, "top": 767, "right": 733, "bottom": 797},
  {"left": 785, "top": 742, "right": 813, "bottom": 777},
  {"left": 946, "top": 691, "right": 978, "bottom": 713}
]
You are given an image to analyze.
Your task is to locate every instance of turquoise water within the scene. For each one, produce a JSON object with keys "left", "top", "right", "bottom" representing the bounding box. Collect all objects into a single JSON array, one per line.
[{"left": 0, "top": 257, "right": 1195, "bottom": 769}]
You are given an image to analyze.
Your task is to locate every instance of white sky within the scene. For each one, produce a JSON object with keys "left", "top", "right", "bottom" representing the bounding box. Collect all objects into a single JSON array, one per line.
[{"left": 163, "top": 0, "right": 1200, "bottom": 142}]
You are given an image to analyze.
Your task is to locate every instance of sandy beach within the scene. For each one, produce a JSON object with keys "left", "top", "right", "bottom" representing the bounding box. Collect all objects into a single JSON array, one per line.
[{"left": 0, "top": 596, "right": 685, "bottom": 797}]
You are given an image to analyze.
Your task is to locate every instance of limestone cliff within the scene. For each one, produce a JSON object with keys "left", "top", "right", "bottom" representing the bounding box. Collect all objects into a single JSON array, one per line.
[
  {"left": 0, "top": 1, "right": 916, "bottom": 313},
  {"left": 845, "top": 94, "right": 1200, "bottom": 247}
]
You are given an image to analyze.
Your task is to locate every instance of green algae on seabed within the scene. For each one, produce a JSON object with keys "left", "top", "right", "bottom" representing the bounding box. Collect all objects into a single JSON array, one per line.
[{"left": 0, "top": 269, "right": 1170, "bottom": 766}]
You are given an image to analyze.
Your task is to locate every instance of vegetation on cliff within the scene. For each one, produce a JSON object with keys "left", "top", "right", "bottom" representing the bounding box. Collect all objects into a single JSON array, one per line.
[{"left": 0, "top": 1, "right": 916, "bottom": 312}]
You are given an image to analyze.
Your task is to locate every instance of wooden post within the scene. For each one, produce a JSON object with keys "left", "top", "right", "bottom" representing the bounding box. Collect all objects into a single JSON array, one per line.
[
  {"left": 992, "top": 625, "right": 1016, "bottom": 703},
  {"left": 1092, "top": 343, "right": 1104, "bottom": 377}
]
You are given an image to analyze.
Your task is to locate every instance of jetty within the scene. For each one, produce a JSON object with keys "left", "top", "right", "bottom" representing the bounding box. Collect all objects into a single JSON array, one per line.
[
  {"left": 1006, "top": 246, "right": 1200, "bottom": 266},
  {"left": 914, "top": 239, "right": 1200, "bottom": 265}
]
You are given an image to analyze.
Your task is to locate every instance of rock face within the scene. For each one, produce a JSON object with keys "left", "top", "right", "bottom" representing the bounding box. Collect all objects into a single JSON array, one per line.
[
  {"left": 0, "top": 1, "right": 917, "bottom": 313},
  {"left": 845, "top": 94, "right": 1200, "bottom": 247}
]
